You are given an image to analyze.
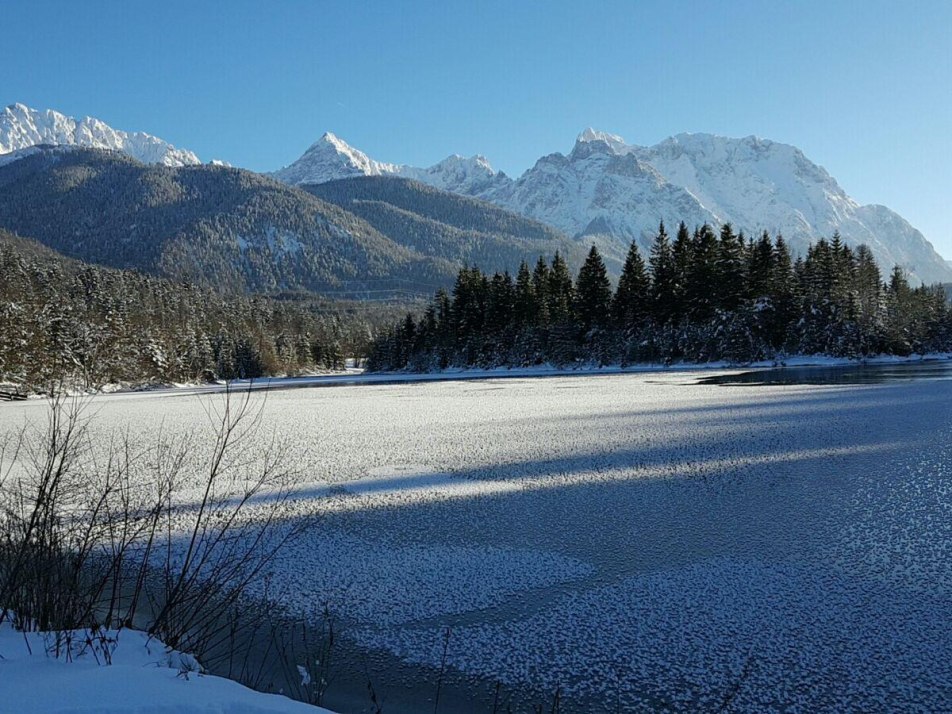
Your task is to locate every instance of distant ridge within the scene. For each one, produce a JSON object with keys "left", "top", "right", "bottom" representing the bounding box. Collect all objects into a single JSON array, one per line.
[
  {"left": 0, "top": 146, "right": 584, "bottom": 297},
  {"left": 0, "top": 103, "right": 201, "bottom": 167},
  {"left": 275, "top": 129, "right": 952, "bottom": 285}
]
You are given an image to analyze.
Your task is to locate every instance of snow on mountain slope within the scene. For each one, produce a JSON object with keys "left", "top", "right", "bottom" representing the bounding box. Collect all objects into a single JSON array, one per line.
[
  {"left": 273, "top": 132, "right": 509, "bottom": 196},
  {"left": 630, "top": 132, "right": 951, "bottom": 284},
  {"left": 399, "top": 154, "right": 511, "bottom": 196},
  {"left": 275, "top": 128, "right": 952, "bottom": 284},
  {"left": 495, "top": 139, "right": 716, "bottom": 240},
  {"left": 272, "top": 132, "right": 400, "bottom": 184},
  {"left": 0, "top": 104, "right": 200, "bottom": 167}
]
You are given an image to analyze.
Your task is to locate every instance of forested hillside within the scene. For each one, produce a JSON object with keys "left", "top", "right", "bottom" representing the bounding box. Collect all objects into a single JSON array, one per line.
[
  {"left": 0, "top": 232, "right": 392, "bottom": 392},
  {"left": 0, "top": 149, "right": 592, "bottom": 300},
  {"left": 303, "top": 176, "right": 600, "bottom": 272},
  {"left": 371, "top": 222, "right": 952, "bottom": 370},
  {"left": 0, "top": 147, "right": 458, "bottom": 297}
]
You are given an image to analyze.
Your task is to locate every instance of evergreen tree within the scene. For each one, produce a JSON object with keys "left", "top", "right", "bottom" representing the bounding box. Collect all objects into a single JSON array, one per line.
[
  {"left": 686, "top": 224, "right": 720, "bottom": 321},
  {"left": 532, "top": 256, "right": 552, "bottom": 327},
  {"left": 486, "top": 271, "right": 516, "bottom": 360},
  {"left": 717, "top": 223, "right": 747, "bottom": 311},
  {"left": 514, "top": 261, "right": 538, "bottom": 329},
  {"left": 612, "top": 241, "right": 650, "bottom": 330},
  {"left": 547, "top": 252, "right": 575, "bottom": 324},
  {"left": 649, "top": 222, "right": 676, "bottom": 324},
  {"left": 575, "top": 245, "right": 613, "bottom": 332},
  {"left": 747, "top": 231, "right": 775, "bottom": 301},
  {"left": 671, "top": 221, "right": 693, "bottom": 320}
]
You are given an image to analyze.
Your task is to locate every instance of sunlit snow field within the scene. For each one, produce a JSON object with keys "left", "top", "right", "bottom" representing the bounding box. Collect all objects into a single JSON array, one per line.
[{"left": 1, "top": 369, "right": 950, "bottom": 712}]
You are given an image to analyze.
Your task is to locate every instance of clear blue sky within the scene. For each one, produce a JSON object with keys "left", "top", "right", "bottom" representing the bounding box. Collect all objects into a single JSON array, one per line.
[{"left": 6, "top": 0, "right": 951, "bottom": 256}]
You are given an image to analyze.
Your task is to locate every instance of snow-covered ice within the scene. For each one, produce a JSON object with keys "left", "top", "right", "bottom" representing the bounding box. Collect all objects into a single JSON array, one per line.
[{"left": 1, "top": 369, "right": 949, "bottom": 711}]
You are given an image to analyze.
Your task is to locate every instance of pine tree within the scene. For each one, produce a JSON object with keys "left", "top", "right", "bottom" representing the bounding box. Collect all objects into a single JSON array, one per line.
[
  {"left": 747, "top": 231, "right": 775, "bottom": 300},
  {"left": 612, "top": 240, "right": 650, "bottom": 331},
  {"left": 671, "top": 221, "right": 693, "bottom": 319},
  {"left": 532, "top": 256, "right": 551, "bottom": 327},
  {"left": 513, "top": 261, "right": 538, "bottom": 329},
  {"left": 686, "top": 224, "right": 719, "bottom": 321},
  {"left": 574, "top": 245, "right": 612, "bottom": 333},
  {"left": 486, "top": 272, "right": 516, "bottom": 362},
  {"left": 853, "top": 244, "right": 883, "bottom": 351},
  {"left": 717, "top": 223, "right": 747, "bottom": 312},
  {"left": 649, "top": 222, "right": 676, "bottom": 324},
  {"left": 547, "top": 252, "right": 575, "bottom": 324}
]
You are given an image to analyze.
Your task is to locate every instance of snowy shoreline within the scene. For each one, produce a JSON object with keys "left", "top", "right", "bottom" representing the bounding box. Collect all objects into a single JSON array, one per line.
[
  {"left": 5, "top": 352, "right": 950, "bottom": 402},
  {"left": 1, "top": 366, "right": 950, "bottom": 711},
  {"left": 0, "top": 622, "right": 334, "bottom": 714}
]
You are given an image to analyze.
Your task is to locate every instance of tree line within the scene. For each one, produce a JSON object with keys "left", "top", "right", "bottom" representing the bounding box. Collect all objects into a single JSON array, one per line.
[
  {"left": 369, "top": 222, "right": 952, "bottom": 371},
  {"left": 0, "top": 234, "right": 379, "bottom": 392}
]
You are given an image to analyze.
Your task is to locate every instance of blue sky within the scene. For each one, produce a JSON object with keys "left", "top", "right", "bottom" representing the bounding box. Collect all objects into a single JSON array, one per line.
[{"left": 6, "top": 0, "right": 951, "bottom": 256}]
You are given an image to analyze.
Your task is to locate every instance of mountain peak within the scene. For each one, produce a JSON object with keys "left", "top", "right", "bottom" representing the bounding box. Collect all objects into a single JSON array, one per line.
[
  {"left": 268, "top": 127, "right": 951, "bottom": 284},
  {"left": 576, "top": 128, "right": 629, "bottom": 154},
  {"left": 275, "top": 131, "right": 400, "bottom": 185},
  {"left": 577, "top": 127, "right": 625, "bottom": 144},
  {"left": 0, "top": 104, "right": 201, "bottom": 167},
  {"left": 315, "top": 131, "right": 351, "bottom": 150}
]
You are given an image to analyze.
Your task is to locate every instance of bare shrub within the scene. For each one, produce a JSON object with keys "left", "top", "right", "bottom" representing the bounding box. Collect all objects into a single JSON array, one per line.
[{"left": 0, "top": 384, "right": 307, "bottom": 668}]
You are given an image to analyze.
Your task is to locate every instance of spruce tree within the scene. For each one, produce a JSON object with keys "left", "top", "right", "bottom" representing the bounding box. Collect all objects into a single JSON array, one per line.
[
  {"left": 575, "top": 245, "right": 613, "bottom": 332},
  {"left": 547, "top": 252, "right": 575, "bottom": 324},
  {"left": 649, "top": 222, "right": 676, "bottom": 323},
  {"left": 717, "top": 223, "right": 747, "bottom": 311},
  {"left": 671, "top": 221, "right": 693, "bottom": 319},
  {"left": 514, "top": 261, "right": 538, "bottom": 329},
  {"left": 686, "top": 224, "right": 720, "bottom": 321},
  {"left": 487, "top": 271, "right": 516, "bottom": 343},
  {"left": 854, "top": 244, "right": 883, "bottom": 349},
  {"left": 612, "top": 240, "right": 650, "bottom": 330},
  {"left": 747, "top": 231, "right": 775, "bottom": 301},
  {"left": 532, "top": 256, "right": 551, "bottom": 327}
]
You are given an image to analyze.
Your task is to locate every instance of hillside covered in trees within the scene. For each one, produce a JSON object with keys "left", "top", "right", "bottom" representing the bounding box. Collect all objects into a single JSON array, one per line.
[
  {"left": 370, "top": 222, "right": 952, "bottom": 371},
  {"left": 0, "top": 148, "right": 587, "bottom": 300},
  {"left": 0, "top": 232, "right": 398, "bottom": 392},
  {"left": 0, "top": 147, "right": 458, "bottom": 297}
]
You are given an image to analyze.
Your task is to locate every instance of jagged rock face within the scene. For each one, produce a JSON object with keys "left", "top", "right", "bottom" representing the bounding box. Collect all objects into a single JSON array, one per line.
[
  {"left": 0, "top": 104, "right": 200, "bottom": 167},
  {"left": 487, "top": 143, "right": 715, "bottom": 243},
  {"left": 276, "top": 128, "right": 952, "bottom": 285}
]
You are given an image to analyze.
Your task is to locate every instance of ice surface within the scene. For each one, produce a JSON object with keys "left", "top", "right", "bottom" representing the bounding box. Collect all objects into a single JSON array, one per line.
[{"left": 1, "top": 370, "right": 949, "bottom": 710}]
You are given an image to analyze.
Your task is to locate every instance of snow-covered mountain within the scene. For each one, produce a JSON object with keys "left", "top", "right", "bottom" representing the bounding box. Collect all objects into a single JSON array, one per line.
[
  {"left": 0, "top": 104, "right": 200, "bottom": 167},
  {"left": 275, "top": 129, "right": 952, "bottom": 284},
  {"left": 272, "top": 132, "right": 398, "bottom": 184},
  {"left": 273, "top": 132, "right": 509, "bottom": 196}
]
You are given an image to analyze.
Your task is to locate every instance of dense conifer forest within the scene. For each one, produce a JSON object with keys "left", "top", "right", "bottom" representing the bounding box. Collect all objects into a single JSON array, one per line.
[
  {"left": 0, "top": 232, "right": 400, "bottom": 393},
  {"left": 369, "top": 222, "right": 952, "bottom": 371},
  {"left": 0, "top": 149, "right": 589, "bottom": 300}
]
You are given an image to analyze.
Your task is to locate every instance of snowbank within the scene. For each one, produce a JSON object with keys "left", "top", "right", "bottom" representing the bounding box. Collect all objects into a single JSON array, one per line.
[{"left": 0, "top": 622, "right": 333, "bottom": 714}]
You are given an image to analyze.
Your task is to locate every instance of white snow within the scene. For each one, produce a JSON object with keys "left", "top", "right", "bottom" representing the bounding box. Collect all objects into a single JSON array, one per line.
[
  {"left": 0, "top": 622, "right": 333, "bottom": 713},
  {"left": 272, "top": 128, "right": 952, "bottom": 284},
  {"left": 271, "top": 131, "right": 504, "bottom": 196},
  {"left": 1, "top": 368, "right": 949, "bottom": 710},
  {"left": 271, "top": 132, "right": 401, "bottom": 185},
  {"left": 0, "top": 103, "right": 201, "bottom": 167}
]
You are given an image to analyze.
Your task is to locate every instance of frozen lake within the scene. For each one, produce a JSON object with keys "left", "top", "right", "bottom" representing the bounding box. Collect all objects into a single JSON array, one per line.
[{"left": 1, "top": 369, "right": 950, "bottom": 711}]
